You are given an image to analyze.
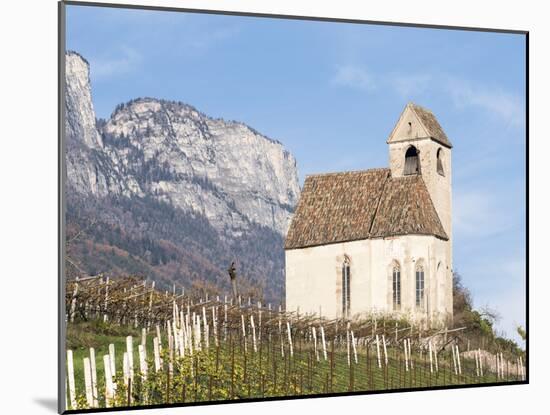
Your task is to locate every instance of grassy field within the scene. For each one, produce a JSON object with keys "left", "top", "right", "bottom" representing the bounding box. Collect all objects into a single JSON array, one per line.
[{"left": 65, "top": 320, "right": 514, "bottom": 410}]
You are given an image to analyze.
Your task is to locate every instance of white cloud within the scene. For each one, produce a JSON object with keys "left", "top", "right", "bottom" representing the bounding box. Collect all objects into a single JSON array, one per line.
[
  {"left": 331, "top": 64, "right": 376, "bottom": 91},
  {"left": 389, "top": 73, "right": 432, "bottom": 97},
  {"left": 443, "top": 76, "right": 524, "bottom": 127},
  {"left": 332, "top": 66, "right": 524, "bottom": 128},
  {"left": 90, "top": 46, "right": 142, "bottom": 80}
]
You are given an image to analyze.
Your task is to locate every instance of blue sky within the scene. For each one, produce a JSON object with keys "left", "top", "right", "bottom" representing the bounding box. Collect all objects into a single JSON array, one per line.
[{"left": 66, "top": 5, "right": 527, "bottom": 344}]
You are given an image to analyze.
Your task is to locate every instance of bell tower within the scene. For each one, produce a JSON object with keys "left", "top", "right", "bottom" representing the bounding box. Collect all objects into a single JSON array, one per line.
[
  {"left": 387, "top": 102, "right": 453, "bottom": 322},
  {"left": 387, "top": 103, "right": 452, "bottom": 240}
]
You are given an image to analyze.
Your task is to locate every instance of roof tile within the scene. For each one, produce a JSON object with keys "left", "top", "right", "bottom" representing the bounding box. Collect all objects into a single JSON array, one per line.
[{"left": 284, "top": 168, "right": 448, "bottom": 249}]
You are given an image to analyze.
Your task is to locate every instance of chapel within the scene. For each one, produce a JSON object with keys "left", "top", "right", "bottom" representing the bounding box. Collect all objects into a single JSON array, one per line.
[{"left": 285, "top": 103, "right": 453, "bottom": 325}]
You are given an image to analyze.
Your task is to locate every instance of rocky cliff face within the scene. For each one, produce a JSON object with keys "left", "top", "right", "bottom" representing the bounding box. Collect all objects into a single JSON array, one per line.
[
  {"left": 65, "top": 52, "right": 103, "bottom": 149},
  {"left": 100, "top": 98, "right": 299, "bottom": 236},
  {"left": 64, "top": 51, "right": 300, "bottom": 301},
  {"left": 65, "top": 51, "right": 299, "bottom": 237}
]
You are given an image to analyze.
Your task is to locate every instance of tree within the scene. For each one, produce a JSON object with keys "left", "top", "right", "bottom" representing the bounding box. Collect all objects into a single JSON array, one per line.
[
  {"left": 517, "top": 325, "right": 526, "bottom": 341},
  {"left": 452, "top": 271, "right": 473, "bottom": 324},
  {"left": 453, "top": 271, "right": 497, "bottom": 342}
]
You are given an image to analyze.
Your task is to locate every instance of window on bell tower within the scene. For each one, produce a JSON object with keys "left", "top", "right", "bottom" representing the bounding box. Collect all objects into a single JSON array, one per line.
[
  {"left": 404, "top": 145, "right": 420, "bottom": 175},
  {"left": 437, "top": 148, "right": 445, "bottom": 176}
]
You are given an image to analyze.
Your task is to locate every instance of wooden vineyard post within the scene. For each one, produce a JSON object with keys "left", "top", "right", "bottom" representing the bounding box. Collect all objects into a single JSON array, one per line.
[
  {"left": 349, "top": 351, "right": 354, "bottom": 392},
  {"left": 138, "top": 344, "right": 148, "bottom": 381},
  {"left": 230, "top": 336, "right": 235, "bottom": 399},
  {"left": 497, "top": 353, "right": 505, "bottom": 379},
  {"left": 346, "top": 324, "right": 351, "bottom": 367},
  {"left": 89, "top": 348, "right": 99, "bottom": 407},
  {"left": 202, "top": 306, "right": 209, "bottom": 350},
  {"left": 195, "top": 314, "right": 202, "bottom": 351},
  {"left": 109, "top": 344, "right": 116, "bottom": 383},
  {"left": 141, "top": 328, "right": 147, "bottom": 349},
  {"left": 519, "top": 356, "right": 524, "bottom": 380},
  {"left": 376, "top": 335, "right": 382, "bottom": 369},
  {"left": 83, "top": 357, "right": 94, "bottom": 408},
  {"left": 133, "top": 285, "right": 138, "bottom": 328},
  {"left": 365, "top": 340, "right": 372, "bottom": 389},
  {"left": 434, "top": 344, "right": 439, "bottom": 373},
  {"left": 172, "top": 320, "right": 180, "bottom": 358},
  {"left": 153, "top": 337, "right": 161, "bottom": 372},
  {"left": 224, "top": 300, "right": 228, "bottom": 342},
  {"left": 455, "top": 345, "right": 462, "bottom": 376},
  {"left": 241, "top": 314, "right": 247, "bottom": 353},
  {"left": 250, "top": 315, "right": 257, "bottom": 353},
  {"left": 147, "top": 281, "right": 154, "bottom": 328},
  {"left": 407, "top": 338, "right": 413, "bottom": 369},
  {"left": 258, "top": 301, "right": 262, "bottom": 342},
  {"left": 212, "top": 306, "right": 218, "bottom": 347},
  {"left": 479, "top": 349, "right": 483, "bottom": 377},
  {"left": 287, "top": 321, "right": 294, "bottom": 357},
  {"left": 123, "top": 352, "right": 130, "bottom": 389},
  {"left": 168, "top": 325, "right": 174, "bottom": 378},
  {"left": 351, "top": 330, "right": 358, "bottom": 364},
  {"left": 403, "top": 339, "right": 409, "bottom": 372},
  {"left": 179, "top": 316, "right": 185, "bottom": 357},
  {"left": 67, "top": 350, "right": 77, "bottom": 409},
  {"left": 103, "top": 354, "right": 115, "bottom": 408},
  {"left": 428, "top": 340, "right": 433, "bottom": 373},
  {"left": 278, "top": 306, "right": 284, "bottom": 357},
  {"left": 312, "top": 326, "right": 319, "bottom": 361},
  {"left": 104, "top": 276, "right": 109, "bottom": 322},
  {"left": 138, "top": 344, "right": 148, "bottom": 403},
  {"left": 320, "top": 325, "right": 327, "bottom": 361},
  {"left": 70, "top": 278, "right": 79, "bottom": 323},
  {"left": 330, "top": 339, "right": 335, "bottom": 392},
  {"left": 126, "top": 336, "right": 134, "bottom": 384},
  {"left": 382, "top": 334, "right": 388, "bottom": 367},
  {"left": 451, "top": 343, "right": 458, "bottom": 375},
  {"left": 156, "top": 325, "right": 162, "bottom": 349}
]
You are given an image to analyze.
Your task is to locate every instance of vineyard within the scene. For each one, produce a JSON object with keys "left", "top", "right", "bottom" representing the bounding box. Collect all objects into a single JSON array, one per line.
[{"left": 64, "top": 276, "right": 525, "bottom": 411}]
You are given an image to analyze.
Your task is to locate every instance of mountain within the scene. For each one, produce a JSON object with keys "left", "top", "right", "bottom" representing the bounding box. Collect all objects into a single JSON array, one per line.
[{"left": 64, "top": 51, "right": 300, "bottom": 303}]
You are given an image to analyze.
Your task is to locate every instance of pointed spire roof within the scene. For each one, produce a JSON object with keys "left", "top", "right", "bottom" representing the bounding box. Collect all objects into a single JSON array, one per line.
[{"left": 387, "top": 102, "right": 452, "bottom": 148}]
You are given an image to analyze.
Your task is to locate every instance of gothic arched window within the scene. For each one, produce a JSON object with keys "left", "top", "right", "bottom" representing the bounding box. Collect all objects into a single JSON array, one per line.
[
  {"left": 342, "top": 257, "right": 351, "bottom": 317},
  {"left": 437, "top": 148, "right": 445, "bottom": 176},
  {"left": 392, "top": 263, "right": 401, "bottom": 310},
  {"left": 416, "top": 264, "right": 425, "bottom": 308},
  {"left": 404, "top": 145, "right": 420, "bottom": 175}
]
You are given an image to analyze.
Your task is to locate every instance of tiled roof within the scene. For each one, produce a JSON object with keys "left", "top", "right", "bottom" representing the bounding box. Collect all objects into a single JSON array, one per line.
[
  {"left": 409, "top": 103, "right": 453, "bottom": 148},
  {"left": 284, "top": 168, "right": 448, "bottom": 250}
]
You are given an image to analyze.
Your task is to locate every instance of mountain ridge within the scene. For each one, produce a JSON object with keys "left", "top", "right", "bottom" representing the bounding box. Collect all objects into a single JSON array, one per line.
[{"left": 65, "top": 51, "right": 299, "bottom": 302}]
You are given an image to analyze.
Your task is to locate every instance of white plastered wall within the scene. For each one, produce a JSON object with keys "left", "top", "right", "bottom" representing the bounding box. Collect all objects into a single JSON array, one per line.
[{"left": 285, "top": 235, "right": 452, "bottom": 326}]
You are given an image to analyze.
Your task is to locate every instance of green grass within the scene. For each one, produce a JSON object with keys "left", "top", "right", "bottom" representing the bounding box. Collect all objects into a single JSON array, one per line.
[{"left": 65, "top": 321, "right": 516, "bottom": 410}]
